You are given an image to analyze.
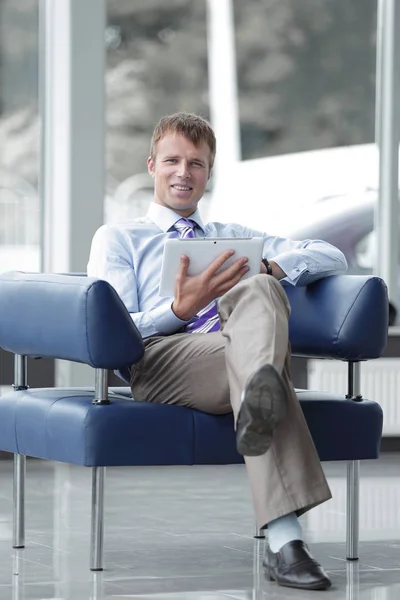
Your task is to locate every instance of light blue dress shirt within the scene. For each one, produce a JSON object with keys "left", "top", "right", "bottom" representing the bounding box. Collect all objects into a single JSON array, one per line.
[{"left": 87, "top": 203, "right": 347, "bottom": 339}]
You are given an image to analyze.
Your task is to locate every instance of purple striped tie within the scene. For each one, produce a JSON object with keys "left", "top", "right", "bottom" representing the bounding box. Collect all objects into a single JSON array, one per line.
[{"left": 174, "top": 218, "right": 220, "bottom": 333}]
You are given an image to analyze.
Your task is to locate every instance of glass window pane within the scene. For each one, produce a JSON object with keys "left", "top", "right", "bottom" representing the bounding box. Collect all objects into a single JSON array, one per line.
[
  {"left": 106, "top": 0, "right": 209, "bottom": 222},
  {"left": 0, "top": 0, "right": 40, "bottom": 272},
  {"left": 355, "top": 231, "right": 375, "bottom": 269},
  {"left": 234, "top": 0, "right": 377, "bottom": 161}
]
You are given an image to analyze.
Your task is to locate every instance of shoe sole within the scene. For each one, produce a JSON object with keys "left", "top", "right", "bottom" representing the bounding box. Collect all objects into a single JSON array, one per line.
[
  {"left": 266, "top": 570, "right": 332, "bottom": 591},
  {"left": 236, "top": 364, "right": 288, "bottom": 457}
]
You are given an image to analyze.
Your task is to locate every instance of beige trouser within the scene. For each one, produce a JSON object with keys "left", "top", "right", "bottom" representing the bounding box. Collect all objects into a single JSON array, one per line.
[{"left": 130, "top": 274, "right": 332, "bottom": 527}]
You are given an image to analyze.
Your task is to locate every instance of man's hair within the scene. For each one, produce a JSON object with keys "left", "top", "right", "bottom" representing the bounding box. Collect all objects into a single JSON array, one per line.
[{"left": 150, "top": 112, "right": 216, "bottom": 169}]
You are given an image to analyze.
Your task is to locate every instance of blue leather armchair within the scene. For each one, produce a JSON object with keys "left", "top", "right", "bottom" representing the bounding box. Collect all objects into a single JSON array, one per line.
[{"left": 0, "top": 272, "right": 388, "bottom": 571}]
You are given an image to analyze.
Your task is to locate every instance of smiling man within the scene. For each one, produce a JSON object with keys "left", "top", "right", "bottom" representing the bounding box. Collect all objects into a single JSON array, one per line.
[
  {"left": 88, "top": 112, "right": 348, "bottom": 591},
  {"left": 149, "top": 130, "right": 210, "bottom": 216}
]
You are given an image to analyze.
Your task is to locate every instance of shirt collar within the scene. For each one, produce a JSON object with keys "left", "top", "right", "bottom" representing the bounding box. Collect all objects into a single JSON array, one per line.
[{"left": 146, "top": 202, "right": 206, "bottom": 233}]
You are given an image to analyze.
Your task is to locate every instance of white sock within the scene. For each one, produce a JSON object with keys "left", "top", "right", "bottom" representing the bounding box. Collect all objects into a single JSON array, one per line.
[{"left": 267, "top": 512, "right": 304, "bottom": 553}]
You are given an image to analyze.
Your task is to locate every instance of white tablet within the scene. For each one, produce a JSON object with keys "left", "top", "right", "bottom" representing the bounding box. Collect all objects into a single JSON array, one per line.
[{"left": 159, "top": 237, "right": 264, "bottom": 297}]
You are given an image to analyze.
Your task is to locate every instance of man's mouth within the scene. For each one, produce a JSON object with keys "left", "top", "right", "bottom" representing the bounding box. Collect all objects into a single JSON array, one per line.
[{"left": 171, "top": 184, "right": 192, "bottom": 191}]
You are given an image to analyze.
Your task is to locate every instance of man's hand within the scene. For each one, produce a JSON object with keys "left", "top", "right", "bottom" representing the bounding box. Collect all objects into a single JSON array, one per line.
[{"left": 172, "top": 250, "right": 249, "bottom": 321}]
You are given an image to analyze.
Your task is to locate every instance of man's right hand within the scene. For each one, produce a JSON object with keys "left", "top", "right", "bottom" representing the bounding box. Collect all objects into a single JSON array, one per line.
[{"left": 171, "top": 250, "right": 249, "bottom": 321}]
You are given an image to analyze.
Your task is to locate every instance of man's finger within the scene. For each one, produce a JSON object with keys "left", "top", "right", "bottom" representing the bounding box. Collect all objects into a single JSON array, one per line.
[
  {"left": 216, "top": 266, "right": 249, "bottom": 295},
  {"left": 203, "top": 249, "right": 236, "bottom": 278},
  {"left": 176, "top": 254, "right": 190, "bottom": 281},
  {"left": 213, "top": 257, "right": 249, "bottom": 286}
]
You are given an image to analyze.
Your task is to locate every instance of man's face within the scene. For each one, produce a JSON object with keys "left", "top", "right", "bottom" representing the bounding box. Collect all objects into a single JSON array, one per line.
[{"left": 147, "top": 133, "right": 211, "bottom": 217}]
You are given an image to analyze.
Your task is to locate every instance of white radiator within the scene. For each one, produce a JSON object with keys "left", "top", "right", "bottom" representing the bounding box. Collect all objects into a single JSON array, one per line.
[
  {"left": 302, "top": 476, "right": 400, "bottom": 541},
  {"left": 307, "top": 358, "right": 400, "bottom": 436}
]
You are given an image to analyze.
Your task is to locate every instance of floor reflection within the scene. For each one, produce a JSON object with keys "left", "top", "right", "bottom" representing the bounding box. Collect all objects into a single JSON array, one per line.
[
  {"left": 12, "top": 551, "right": 23, "bottom": 600},
  {"left": 346, "top": 562, "right": 360, "bottom": 600},
  {"left": 8, "top": 542, "right": 400, "bottom": 600},
  {"left": 252, "top": 538, "right": 265, "bottom": 600},
  {"left": 1, "top": 456, "right": 400, "bottom": 599}
]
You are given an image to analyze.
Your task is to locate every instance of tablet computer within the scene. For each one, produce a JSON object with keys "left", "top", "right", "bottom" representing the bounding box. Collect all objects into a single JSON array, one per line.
[{"left": 159, "top": 237, "right": 264, "bottom": 297}]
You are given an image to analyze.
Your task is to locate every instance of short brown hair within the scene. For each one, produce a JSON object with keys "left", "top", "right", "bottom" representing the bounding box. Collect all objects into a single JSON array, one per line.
[{"left": 150, "top": 112, "right": 216, "bottom": 169}]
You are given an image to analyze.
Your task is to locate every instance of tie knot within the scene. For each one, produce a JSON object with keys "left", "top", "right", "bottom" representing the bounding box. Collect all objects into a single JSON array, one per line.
[
  {"left": 175, "top": 218, "right": 196, "bottom": 230},
  {"left": 174, "top": 218, "right": 196, "bottom": 238}
]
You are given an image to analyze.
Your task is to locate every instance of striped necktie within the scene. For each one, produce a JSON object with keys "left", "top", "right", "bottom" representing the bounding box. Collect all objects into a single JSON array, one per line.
[{"left": 174, "top": 218, "right": 220, "bottom": 333}]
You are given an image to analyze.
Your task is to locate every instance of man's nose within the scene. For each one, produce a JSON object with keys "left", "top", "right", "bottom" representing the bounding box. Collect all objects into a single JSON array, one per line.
[{"left": 177, "top": 162, "right": 190, "bottom": 178}]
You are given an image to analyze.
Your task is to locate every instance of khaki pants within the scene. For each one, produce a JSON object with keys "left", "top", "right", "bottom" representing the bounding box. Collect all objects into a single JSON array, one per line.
[{"left": 130, "top": 274, "right": 332, "bottom": 527}]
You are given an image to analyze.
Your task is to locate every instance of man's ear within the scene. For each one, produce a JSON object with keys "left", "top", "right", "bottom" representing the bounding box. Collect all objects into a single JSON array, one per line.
[{"left": 147, "top": 156, "right": 155, "bottom": 177}]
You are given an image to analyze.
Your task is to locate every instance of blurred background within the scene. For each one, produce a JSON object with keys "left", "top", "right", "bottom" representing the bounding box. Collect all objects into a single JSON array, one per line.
[
  {"left": 1, "top": 0, "right": 399, "bottom": 436},
  {"left": 0, "top": 0, "right": 379, "bottom": 265}
]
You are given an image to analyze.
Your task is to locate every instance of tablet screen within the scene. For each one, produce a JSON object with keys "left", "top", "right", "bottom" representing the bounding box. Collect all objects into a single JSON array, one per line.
[{"left": 159, "top": 237, "right": 264, "bottom": 297}]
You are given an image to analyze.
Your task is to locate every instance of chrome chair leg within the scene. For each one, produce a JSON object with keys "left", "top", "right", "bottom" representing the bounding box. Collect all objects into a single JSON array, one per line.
[
  {"left": 346, "top": 460, "right": 360, "bottom": 561},
  {"left": 13, "top": 454, "right": 26, "bottom": 549},
  {"left": 90, "top": 466, "right": 105, "bottom": 571},
  {"left": 254, "top": 524, "right": 266, "bottom": 539}
]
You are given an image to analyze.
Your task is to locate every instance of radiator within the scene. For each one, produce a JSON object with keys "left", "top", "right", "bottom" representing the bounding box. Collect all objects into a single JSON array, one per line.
[
  {"left": 302, "top": 476, "right": 400, "bottom": 541},
  {"left": 307, "top": 358, "right": 400, "bottom": 436}
]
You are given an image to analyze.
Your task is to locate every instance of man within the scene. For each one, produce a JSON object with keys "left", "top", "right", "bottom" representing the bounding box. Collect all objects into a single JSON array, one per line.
[{"left": 88, "top": 112, "right": 348, "bottom": 591}]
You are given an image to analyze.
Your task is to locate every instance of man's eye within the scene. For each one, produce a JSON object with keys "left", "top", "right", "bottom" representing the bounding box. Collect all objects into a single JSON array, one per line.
[
  {"left": 192, "top": 162, "right": 203, "bottom": 167},
  {"left": 166, "top": 159, "right": 176, "bottom": 163}
]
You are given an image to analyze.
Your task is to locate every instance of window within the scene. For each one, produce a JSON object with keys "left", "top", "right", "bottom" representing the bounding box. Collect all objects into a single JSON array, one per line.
[
  {"left": 355, "top": 231, "right": 375, "bottom": 270},
  {"left": 234, "top": 0, "right": 377, "bottom": 160},
  {"left": 105, "top": 0, "right": 209, "bottom": 222},
  {"left": 0, "top": 0, "right": 40, "bottom": 272}
]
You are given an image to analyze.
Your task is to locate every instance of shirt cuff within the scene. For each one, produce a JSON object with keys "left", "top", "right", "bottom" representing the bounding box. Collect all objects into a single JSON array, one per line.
[
  {"left": 150, "top": 302, "right": 193, "bottom": 335},
  {"left": 270, "top": 252, "right": 308, "bottom": 286}
]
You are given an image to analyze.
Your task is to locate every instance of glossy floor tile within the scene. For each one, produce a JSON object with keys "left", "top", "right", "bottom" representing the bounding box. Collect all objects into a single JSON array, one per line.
[{"left": 0, "top": 454, "right": 399, "bottom": 599}]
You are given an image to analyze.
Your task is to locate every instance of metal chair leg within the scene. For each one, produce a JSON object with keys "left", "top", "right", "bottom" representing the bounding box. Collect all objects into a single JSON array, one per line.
[
  {"left": 346, "top": 460, "right": 360, "bottom": 561},
  {"left": 90, "top": 466, "right": 105, "bottom": 571},
  {"left": 254, "top": 524, "right": 266, "bottom": 539},
  {"left": 13, "top": 454, "right": 26, "bottom": 549}
]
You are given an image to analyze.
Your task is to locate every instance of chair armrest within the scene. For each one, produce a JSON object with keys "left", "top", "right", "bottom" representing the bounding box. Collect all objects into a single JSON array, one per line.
[
  {"left": 0, "top": 272, "right": 144, "bottom": 369},
  {"left": 284, "top": 275, "right": 388, "bottom": 360}
]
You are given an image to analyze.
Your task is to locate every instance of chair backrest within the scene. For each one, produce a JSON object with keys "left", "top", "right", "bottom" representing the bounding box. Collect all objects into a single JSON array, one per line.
[{"left": 0, "top": 272, "right": 144, "bottom": 369}]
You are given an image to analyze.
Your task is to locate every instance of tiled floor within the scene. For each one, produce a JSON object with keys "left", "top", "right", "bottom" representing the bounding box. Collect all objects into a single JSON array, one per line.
[{"left": 0, "top": 454, "right": 399, "bottom": 599}]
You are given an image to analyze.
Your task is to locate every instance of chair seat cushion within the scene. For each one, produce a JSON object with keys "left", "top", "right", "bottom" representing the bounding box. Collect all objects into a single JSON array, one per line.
[{"left": 0, "top": 387, "right": 383, "bottom": 466}]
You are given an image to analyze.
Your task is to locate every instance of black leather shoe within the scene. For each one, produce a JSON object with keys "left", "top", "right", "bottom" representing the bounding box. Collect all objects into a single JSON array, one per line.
[
  {"left": 263, "top": 540, "right": 332, "bottom": 591},
  {"left": 236, "top": 364, "right": 288, "bottom": 456}
]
